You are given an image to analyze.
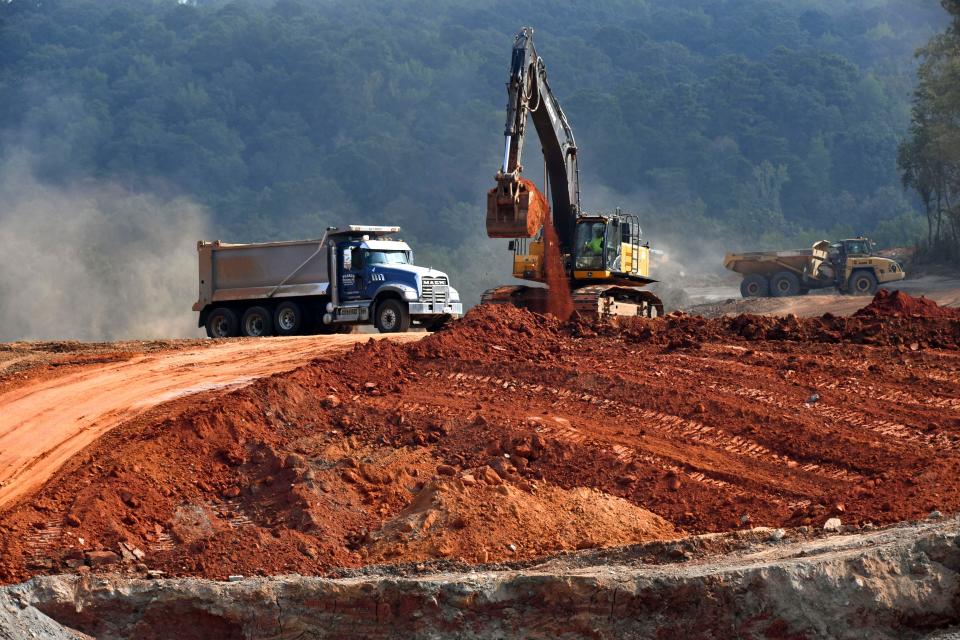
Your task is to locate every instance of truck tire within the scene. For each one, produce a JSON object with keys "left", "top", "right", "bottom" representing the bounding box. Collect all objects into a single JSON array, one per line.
[
  {"left": 740, "top": 274, "right": 769, "bottom": 298},
  {"left": 848, "top": 270, "right": 878, "bottom": 296},
  {"left": 206, "top": 307, "right": 239, "bottom": 339},
  {"left": 770, "top": 271, "right": 801, "bottom": 297},
  {"left": 241, "top": 306, "right": 274, "bottom": 337},
  {"left": 375, "top": 299, "right": 410, "bottom": 333},
  {"left": 274, "top": 301, "right": 303, "bottom": 336}
]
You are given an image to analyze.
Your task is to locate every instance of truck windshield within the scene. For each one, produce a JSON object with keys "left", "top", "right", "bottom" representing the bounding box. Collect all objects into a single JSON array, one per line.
[{"left": 363, "top": 250, "right": 411, "bottom": 265}]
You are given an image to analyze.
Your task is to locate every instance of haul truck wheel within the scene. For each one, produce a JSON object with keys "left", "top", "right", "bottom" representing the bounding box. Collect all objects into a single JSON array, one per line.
[
  {"left": 274, "top": 301, "right": 303, "bottom": 336},
  {"left": 375, "top": 299, "right": 410, "bottom": 333},
  {"left": 206, "top": 307, "right": 239, "bottom": 338},
  {"left": 848, "top": 271, "right": 878, "bottom": 296},
  {"left": 740, "top": 274, "right": 769, "bottom": 298},
  {"left": 770, "top": 271, "right": 800, "bottom": 297},
  {"left": 241, "top": 306, "right": 273, "bottom": 337}
]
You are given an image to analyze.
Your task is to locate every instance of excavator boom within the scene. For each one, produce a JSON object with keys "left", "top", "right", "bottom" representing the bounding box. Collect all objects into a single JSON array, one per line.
[
  {"left": 483, "top": 27, "right": 663, "bottom": 320},
  {"left": 486, "top": 27, "right": 580, "bottom": 251}
]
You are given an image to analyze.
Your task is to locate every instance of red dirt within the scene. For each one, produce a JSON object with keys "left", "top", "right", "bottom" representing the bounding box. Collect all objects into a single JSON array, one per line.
[
  {"left": 855, "top": 288, "right": 960, "bottom": 319},
  {"left": 542, "top": 219, "right": 573, "bottom": 321},
  {"left": 1, "top": 300, "right": 960, "bottom": 584},
  {"left": 521, "top": 176, "right": 573, "bottom": 321}
]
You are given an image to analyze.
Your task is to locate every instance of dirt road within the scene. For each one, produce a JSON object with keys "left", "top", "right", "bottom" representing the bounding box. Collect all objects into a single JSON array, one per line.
[
  {"left": 686, "top": 274, "right": 960, "bottom": 317},
  {"left": 0, "top": 334, "right": 420, "bottom": 511}
]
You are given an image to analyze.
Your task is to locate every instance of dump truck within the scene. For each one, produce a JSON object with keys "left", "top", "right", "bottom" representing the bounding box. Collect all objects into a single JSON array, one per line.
[
  {"left": 724, "top": 237, "right": 905, "bottom": 298},
  {"left": 192, "top": 226, "right": 462, "bottom": 337}
]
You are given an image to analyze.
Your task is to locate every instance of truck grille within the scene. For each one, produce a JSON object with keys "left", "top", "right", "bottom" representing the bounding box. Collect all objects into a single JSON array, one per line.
[{"left": 421, "top": 276, "right": 449, "bottom": 305}]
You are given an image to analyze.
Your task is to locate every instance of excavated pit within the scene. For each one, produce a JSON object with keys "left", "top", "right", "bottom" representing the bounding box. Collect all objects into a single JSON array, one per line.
[
  {"left": 3, "top": 516, "right": 960, "bottom": 639},
  {"left": 1, "top": 291, "right": 959, "bottom": 637}
]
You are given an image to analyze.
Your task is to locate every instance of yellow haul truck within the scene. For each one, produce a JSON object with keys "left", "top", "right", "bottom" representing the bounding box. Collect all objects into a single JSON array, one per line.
[{"left": 724, "top": 237, "right": 905, "bottom": 298}]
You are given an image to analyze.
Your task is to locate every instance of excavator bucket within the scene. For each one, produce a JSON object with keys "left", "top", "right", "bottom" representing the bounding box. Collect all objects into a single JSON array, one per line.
[{"left": 486, "top": 175, "right": 548, "bottom": 238}]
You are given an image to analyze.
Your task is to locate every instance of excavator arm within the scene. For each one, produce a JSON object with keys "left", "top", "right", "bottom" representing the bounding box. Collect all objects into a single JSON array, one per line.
[{"left": 486, "top": 27, "right": 580, "bottom": 252}]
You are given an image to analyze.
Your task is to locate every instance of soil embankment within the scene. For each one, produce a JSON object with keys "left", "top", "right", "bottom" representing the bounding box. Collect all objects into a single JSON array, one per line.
[
  {"left": 4, "top": 516, "right": 959, "bottom": 639},
  {"left": 0, "top": 334, "right": 419, "bottom": 510},
  {"left": 1, "top": 292, "right": 959, "bottom": 588}
]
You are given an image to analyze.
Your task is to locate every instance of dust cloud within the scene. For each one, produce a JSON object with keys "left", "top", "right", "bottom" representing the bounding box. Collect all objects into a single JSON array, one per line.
[
  {"left": 0, "top": 159, "right": 209, "bottom": 341},
  {"left": 582, "top": 183, "right": 736, "bottom": 310}
]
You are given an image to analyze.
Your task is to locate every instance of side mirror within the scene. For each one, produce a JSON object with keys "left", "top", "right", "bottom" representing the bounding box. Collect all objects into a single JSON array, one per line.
[{"left": 508, "top": 240, "right": 516, "bottom": 252}]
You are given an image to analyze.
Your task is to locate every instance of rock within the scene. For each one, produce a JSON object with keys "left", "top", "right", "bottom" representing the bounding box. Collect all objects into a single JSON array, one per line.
[
  {"left": 222, "top": 486, "right": 241, "bottom": 499},
  {"left": 461, "top": 474, "right": 477, "bottom": 486},
  {"left": 341, "top": 469, "right": 361, "bottom": 484},
  {"left": 64, "top": 558, "right": 85, "bottom": 569},
  {"left": 928, "top": 510, "right": 943, "bottom": 520},
  {"left": 85, "top": 551, "right": 120, "bottom": 567},
  {"left": 823, "top": 517, "right": 842, "bottom": 532},
  {"left": 323, "top": 394, "right": 341, "bottom": 408},
  {"left": 740, "top": 514, "right": 752, "bottom": 525},
  {"left": 363, "top": 382, "right": 378, "bottom": 392},
  {"left": 666, "top": 476, "right": 682, "bottom": 491},
  {"left": 805, "top": 393, "right": 820, "bottom": 405},
  {"left": 488, "top": 457, "right": 514, "bottom": 477},
  {"left": 436, "top": 464, "right": 457, "bottom": 476},
  {"left": 481, "top": 467, "right": 502, "bottom": 486},
  {"left": 227, "top": 575, "right": 244, "bottom": 582},
  {"left": 769, "top": 528, "right": 786, "bottom": 542},
  {"left": 284, "top": 453, "right": 308, "bottom": 470},
  {"left": 64, "top": 514, "right": 81, "bottom": 527}
]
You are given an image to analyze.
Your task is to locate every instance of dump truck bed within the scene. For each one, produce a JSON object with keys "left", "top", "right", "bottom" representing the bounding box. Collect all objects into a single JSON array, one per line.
[
  {"left": 724, "top": 243, "right": 829, "bottom": 278},
  {"left": 192, "top": 238, "right": 332, "bottom": 312}
]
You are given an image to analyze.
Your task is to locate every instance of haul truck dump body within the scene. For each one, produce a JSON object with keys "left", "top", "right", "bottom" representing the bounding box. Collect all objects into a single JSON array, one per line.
[
  {"left": 193, "top": 226, "right": 462, "bottom": 337},
  {"left": 724, "top": 238, "right": 905, "bottom": 298}
]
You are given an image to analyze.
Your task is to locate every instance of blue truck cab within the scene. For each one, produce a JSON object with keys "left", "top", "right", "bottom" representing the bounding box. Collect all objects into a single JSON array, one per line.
[{"left": 323, "top": 227, "right": 462, "bottom": 333}]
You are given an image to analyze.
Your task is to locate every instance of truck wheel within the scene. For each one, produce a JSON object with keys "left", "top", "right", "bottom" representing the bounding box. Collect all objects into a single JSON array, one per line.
[
  {"left": 274, "top": 301, "right": 303, "bottom": 336},
  {"left": 770, "top": 271, "right": 800, "bottom": 297},
  {"left": 740, "top": 274, "right": 769, "bottom": 298},
  {"left": 375, "top": 299, "right": 410, "bottom": 333},
  {"left": 848, "top": 271, "right": 878, "bottom": 296},
  {"left": 241, "top": 306, "right": 273, "bottom": 337},
  {"left": 206, "top": 307, "right": 239, "bottom": 339}
]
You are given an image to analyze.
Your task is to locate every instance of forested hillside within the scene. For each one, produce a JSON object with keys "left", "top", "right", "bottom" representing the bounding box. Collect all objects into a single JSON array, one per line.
[
  {"left": 0, "top": 0, "right": 948, "bottom": 302},
  {"left": 899, "top": 0, "right": 960, "bottom": 264}
]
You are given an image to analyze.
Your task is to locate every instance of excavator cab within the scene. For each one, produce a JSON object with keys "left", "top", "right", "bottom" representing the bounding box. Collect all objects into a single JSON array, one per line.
[{"left": 572, "top": 214, "right": 648, "bottom": 281}]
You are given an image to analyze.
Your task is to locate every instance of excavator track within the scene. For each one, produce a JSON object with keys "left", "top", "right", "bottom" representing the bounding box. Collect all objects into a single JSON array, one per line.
[
  {"left": 572, "top": 285, "right": 664, "bottom": 319},
  {"left": 482, "top": 284, "right": 663, "bottom": 319},
  {"left": 480, "top": 286, "right": 550, "bottom": 314}
]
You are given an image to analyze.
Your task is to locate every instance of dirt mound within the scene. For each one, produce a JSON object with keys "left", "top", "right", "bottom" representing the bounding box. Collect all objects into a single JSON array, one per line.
[
  {"left": 855, "top": 289, "right": 960, "bottom": 319},
  {"left": 366, "top": 475, "right": 675, "bottom": 564},
  {"left": 1, "top": 304, "right": 959, "bottom": 585}
]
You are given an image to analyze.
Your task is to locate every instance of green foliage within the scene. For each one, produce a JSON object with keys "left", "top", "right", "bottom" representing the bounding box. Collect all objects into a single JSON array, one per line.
[
  {"left": 898, "top": 0, "right": 960, "bottom": 263},
  {"left": 0, "top": 0, "right": 947, "bottom": 299}
]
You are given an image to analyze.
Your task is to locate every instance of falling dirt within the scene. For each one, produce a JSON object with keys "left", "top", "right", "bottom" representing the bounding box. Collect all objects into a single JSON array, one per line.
[
  {"left": 540, "top": 208, "right": 574, "bottom": 320},
  {"left": 0, "top": 291, "right": 959, "bottom": 589}
]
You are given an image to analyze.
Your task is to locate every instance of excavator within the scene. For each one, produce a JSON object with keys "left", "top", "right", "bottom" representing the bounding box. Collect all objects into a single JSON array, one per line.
[{"left": 482, "top": 27, "right": 663, "bottom": 318}]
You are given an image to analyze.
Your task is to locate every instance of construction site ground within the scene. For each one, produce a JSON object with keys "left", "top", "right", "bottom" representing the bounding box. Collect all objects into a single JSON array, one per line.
[
  {"left": 685, "top": 272, "right": 960, "bottom": 317},
  {"left": 1, "top": 288, "right": 959, "bottom": 638}
]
